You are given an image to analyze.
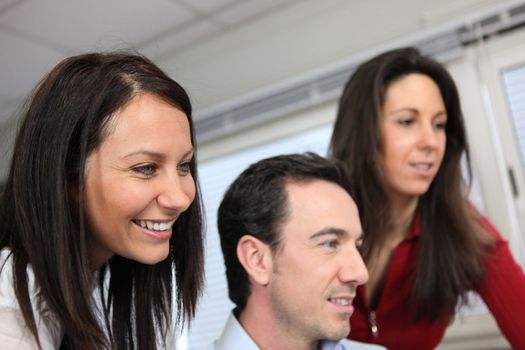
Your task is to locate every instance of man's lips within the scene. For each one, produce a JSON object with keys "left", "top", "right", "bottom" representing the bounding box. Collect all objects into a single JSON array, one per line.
[{"left": 328, "top": 296, "right": 353, "bottom": 306}]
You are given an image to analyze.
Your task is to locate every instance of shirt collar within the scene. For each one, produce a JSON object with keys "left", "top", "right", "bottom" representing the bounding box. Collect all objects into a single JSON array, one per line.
[
  {"left": 320, "top": 339, "right": 355, "bottom": 350},
  {"left": 321, "top": 339, "right": 386, "bottom": 350},
  {"left": 213, "top": 312, "right": 259, "bottom": 350},
  {"left": 214, "top": 311, "right": 385, "bottom": 350}
]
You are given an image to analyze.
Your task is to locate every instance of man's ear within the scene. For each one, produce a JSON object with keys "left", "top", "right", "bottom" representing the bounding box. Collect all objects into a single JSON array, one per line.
[{"left": 236, "top": 235, "right": 273, "bottom": 286}]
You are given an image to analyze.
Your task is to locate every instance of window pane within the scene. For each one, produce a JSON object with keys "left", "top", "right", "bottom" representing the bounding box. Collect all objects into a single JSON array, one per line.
[{"left": 501, "top": 64, "right": 525, "bottom": 168}]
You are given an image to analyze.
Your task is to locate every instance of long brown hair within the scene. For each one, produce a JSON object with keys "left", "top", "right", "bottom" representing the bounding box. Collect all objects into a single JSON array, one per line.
[
  {"left": 0, "top": 52, "right": 204, "bottom": 349},
  {"left": 329, "top": 47, "right": 492, "bottom": 321}
]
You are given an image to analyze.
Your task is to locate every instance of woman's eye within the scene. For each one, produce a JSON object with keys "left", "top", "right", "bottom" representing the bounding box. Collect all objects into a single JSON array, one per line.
[
  {"left": 132, "top": 164, "right": 157, "bottom": 176},
  {"left": 177, "top": 161, "right": 192, "bottom": 175},
  {"left": 397, "top": 118, "right": 413, "bottom": 126},
  {"left": 434, "top": 121, "right": 447, "bottom": 129}
]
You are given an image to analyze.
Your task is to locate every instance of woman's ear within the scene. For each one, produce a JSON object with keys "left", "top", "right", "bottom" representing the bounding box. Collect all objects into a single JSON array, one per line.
[{"left": 236, "top": 235, "right": 273, "bottom": 286}]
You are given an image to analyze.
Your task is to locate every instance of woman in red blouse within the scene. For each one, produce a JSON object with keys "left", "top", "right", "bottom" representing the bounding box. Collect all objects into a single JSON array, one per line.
[{"left": 329, "top": 47, "right": 525, "bottom": 349}]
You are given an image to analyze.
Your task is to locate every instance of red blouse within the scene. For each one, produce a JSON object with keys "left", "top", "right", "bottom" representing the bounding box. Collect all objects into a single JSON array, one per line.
[{"left": 348, "top": 214, "right": 525, "bottom": 349}]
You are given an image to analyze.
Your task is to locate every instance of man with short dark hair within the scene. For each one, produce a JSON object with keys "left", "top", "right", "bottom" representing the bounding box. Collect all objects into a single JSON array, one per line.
[{"left": 208, "top": 153, "right": 384, "bottom": 350}]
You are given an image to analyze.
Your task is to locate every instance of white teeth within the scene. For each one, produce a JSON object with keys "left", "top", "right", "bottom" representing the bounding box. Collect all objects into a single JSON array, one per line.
[
  {"left": 414, "top": 163, "right": 430, "bottom": 170},
  {"left": 136, "top": 219, "right": 175, "bottom": 232},
  {"left": 159, "top": 222, "right": 171, "bottom": 230},
  {"left": 330, "top": 298, "right": 350, "bottom": 305}
]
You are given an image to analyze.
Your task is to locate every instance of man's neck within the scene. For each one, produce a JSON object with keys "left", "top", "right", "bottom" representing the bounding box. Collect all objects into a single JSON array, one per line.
[{"left": 239, "top": 296, "right": 320, "bottom": 350}]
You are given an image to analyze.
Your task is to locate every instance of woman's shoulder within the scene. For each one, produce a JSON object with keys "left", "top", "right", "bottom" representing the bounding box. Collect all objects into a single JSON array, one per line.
[
  {"left": 0, "top": 248, "right": 42, "bottom": 311},
  {"left": 467, "top": 204, "right": 505, "bottom": 242},
  {"left": 0, "top": 247, "right": 52, "bottom": 309},
  {"left": 0, "top": 248, "right": 19, "bottom": 308},
  {"left": 0, "top": 248, "right": 64, "bottom": 348}
]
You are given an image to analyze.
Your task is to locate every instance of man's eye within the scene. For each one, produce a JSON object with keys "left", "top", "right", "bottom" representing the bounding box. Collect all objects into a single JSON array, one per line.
[
  {"left": 322, "top": 240, "right": 338, "bottom": 249},
  {"left": 132, "top": 164, "right": 157, "bottom": 176}
]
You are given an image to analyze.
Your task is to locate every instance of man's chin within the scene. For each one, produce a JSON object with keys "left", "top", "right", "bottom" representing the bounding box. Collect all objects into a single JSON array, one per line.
[{"left": 322, "top": 324, "right": 350, "bottom": 341}]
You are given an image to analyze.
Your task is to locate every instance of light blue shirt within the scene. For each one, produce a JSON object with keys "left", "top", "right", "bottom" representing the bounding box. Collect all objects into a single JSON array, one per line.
[{"left": 198, "top": 312, "right": 386, "bottom": 350}]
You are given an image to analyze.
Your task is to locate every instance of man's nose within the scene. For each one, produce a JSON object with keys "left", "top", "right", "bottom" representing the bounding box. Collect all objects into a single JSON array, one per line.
[{"left": 339, "top": 247, "right": 369, "bottom": 286}]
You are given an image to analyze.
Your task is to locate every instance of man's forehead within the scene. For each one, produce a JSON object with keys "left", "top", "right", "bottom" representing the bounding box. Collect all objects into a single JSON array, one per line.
[
  {"left": 280, "top": 180, "right": 360, "bottom": 239},
  {"left": 283, "top": 179, "right": 353, "bottom": 210}
]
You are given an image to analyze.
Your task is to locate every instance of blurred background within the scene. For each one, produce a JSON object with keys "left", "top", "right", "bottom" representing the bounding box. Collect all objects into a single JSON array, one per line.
[{"left": 1, "top": 1, "right": 525, "bottom": 349}]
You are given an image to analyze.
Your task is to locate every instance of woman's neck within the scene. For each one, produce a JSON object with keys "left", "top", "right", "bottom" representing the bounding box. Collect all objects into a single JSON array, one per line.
[{"left": 386, "top": 195, "right": 418, "bottom": 244}]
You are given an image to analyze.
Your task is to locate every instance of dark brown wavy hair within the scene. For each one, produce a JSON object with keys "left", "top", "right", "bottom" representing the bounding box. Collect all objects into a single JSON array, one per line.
[
  {"left": 0, "top": 52, "right": 204, "bottom": 349},
  {"left": 329, "top": 47, "right": 493, "bottom": 322}
]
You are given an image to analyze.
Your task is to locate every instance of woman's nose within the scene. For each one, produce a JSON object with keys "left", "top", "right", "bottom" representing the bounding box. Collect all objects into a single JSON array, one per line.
[
  {"left": 157, "top": 174, "right": 195, "bottom": 212},
  {"left": 417, "top": 122, "right": 440, "bottom": 150}
]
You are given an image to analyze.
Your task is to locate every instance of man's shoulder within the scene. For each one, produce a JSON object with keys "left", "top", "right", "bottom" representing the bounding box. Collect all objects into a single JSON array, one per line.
[
  {"left": 190, "top": 312, "right": 259, "bottom": 350},
  {"left": 346, "top": 339, "right": 386, "bottom": 349},
  {"left": 188, "top": 345, "right": 214, "bottom": 350},
  {"left": 321, "top": 338, "right": 387, "bottom": 350},
  {"left": 193, "top": 339, "right": 387, "bottom": 350}
]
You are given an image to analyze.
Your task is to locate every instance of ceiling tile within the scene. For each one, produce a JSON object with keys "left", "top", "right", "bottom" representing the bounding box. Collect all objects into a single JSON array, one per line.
[
  {"left": 142, "top": 20, "right": 219, "bottom": 59},
  {"left": 0, "top": 0, "right": 21, "bottom": 17},
  {"left": 183, "top": 0, "right": 239, "bottom": 14},
  {"left": 214, "top": 0, "right": 290, "bottom": 26},
  {"left": 0, "top": 30, "right": 66, "bottom": 99},
  {"left": 0, "top": 0, "right": 197, "bottom": 51},
  {"left": 0, "top": 29, "right": 68, "bottom": 122}
]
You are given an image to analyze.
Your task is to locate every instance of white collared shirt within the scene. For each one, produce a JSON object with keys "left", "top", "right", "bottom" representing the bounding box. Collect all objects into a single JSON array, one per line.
[
  {"left": 196, "top": 312, "right": 386, "bottom": 350},
  {"left": 0, "top": 249, "right": 64, "bottom": 350}
]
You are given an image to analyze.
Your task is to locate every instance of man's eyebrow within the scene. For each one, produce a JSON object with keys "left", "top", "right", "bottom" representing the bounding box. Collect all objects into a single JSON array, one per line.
[{"left": 309, "top": 227, "right": 347, "bottom": 240}]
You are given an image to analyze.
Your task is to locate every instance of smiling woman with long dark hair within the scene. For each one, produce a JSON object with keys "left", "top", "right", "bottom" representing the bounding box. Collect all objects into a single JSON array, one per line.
[{"left": 0, "top": 52, "right": 204, "bottom": 350}]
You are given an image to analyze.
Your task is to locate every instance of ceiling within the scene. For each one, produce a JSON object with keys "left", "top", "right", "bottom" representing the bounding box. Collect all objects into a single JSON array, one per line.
[{"left": 0, "top": 0, "right": 301, "bottom": 124}]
